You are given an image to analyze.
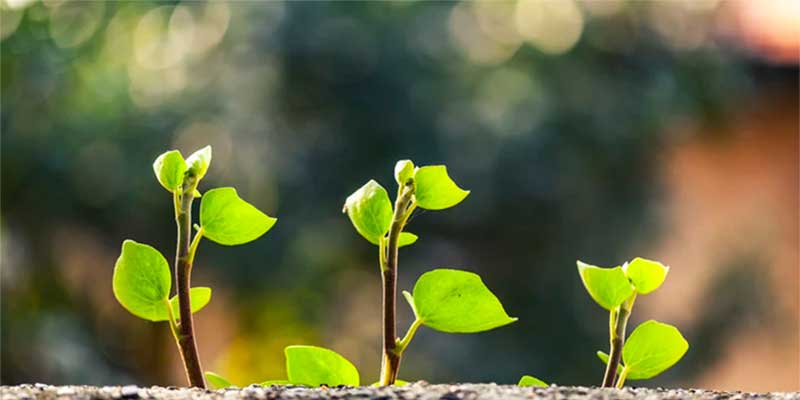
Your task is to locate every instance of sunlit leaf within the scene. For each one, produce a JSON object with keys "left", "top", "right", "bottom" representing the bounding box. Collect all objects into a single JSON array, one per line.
[
  {"left": 153, "top": 150, "right": 186, "bottom": 192},
  {"left": 394, "top": 159, "right": 415, "bottom": 185},
  {"left": 150, "top": 287, "right": 213, "bottom": 322},
  {"left": 343, "top": 180, "right": 392, "bottom": 245},
  {"left": 186, "top": 145, "right": 212, "bottom": 180},
  {"left": 410, "top": 269, "right": 517, "bottom": 333},
  {"left": 624, "top": 257, "right": 669, "bottom": 295},
  {"left": 200, "top": 187, "right": 277, "bottom": 246},
  {"left": 518, "top": 375, "right": 548, "bottom": 387},
  {"left": 414, "top": 166, "right": 470, "bottom": 210},
  {"left": 112, "top": 240, "right": 171, "bottom": 322},
  {"left": 398, "top": 232, "right": 418, "bottom": 247},
  {"left": 285, "top": 345, "right": 360, "bottom": 387},
  {"left": 622, "top": 320, "right": 689, "bottom": 380},
  {"left": 577, "top": 261, "right": 634, "bottom": 310},
  {"left": 205, "top": 372, "right": 233, "bottom": 389}
]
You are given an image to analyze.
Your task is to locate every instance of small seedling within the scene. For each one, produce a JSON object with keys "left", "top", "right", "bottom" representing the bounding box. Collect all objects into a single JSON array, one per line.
[
  {"left": 113, "top": 146, "right": 276, "bottom": 388},
  {"left": 343, "top": 160, "right": 517, "bottom": 385},
  {"left": 518, "top": 375, "right": 548, "bottom": 388},
  {"left": 578, "top": 257, "right": 688, "bottom": 388},
  {"left": 205, "top": 345, "right": 357, "bottom": 388}
]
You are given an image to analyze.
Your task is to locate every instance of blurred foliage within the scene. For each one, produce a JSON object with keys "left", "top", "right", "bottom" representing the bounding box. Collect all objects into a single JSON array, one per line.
[{"left": 1, "top": 0, "right": 796, "bottom": 388}]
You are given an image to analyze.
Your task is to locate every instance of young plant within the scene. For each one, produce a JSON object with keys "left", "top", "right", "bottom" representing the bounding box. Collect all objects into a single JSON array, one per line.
[
  {"left": 578, "top": 257, "right": 688, "bottom": 388},
  {"left": 205, "top": 345, "right": 358, "bottom": 389},
  {"left": 343, "top": 160, "right": 517, "bottom": 386},
  {"left": 112, "top": 146, "right": 277, "bottom": 388}
]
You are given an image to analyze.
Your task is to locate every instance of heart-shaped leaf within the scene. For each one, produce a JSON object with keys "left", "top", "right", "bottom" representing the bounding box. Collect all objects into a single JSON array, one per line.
[
  {"left": 285, "top": 345, "right": 360, "bottom": 387},
  {"left": 577, "top": 261, "right": 634, "bottom": 310},
  {"left": 624, "top": 258, "right": 669, "bottom": 295},
  {"left": 343, "top": 180, "right": 392, "bottom": 245},
  {"left": 186, "top": 145, "right": 212, "bottom": 180},
  {"left": 205, "top": 372, "right": 233, "bottom": 389},
  {"left": 414, "top": 166, "right": 470, "bottom": 210},
  {"left": 200, "top": 187, "right": 277, "bottom": 246},
  {"left": 112, "top": 240, "right": 172, "bottom": 322},
  {"left": 153, "top": 150, "right": 186, "bottom": 192},
  {"left": 622, "top": 320, "right": 689, "bottom": 380},
  {"left": 518, "top": 375, "right": 548, "bottom": 387},
  {"left": 409, "top": 269, "right": 517, "bottom": 333}
]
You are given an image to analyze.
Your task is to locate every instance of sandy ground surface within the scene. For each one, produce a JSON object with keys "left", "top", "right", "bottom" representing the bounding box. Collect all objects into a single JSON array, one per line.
[{"left": 2, "top": 383, "right": 798, "bottom": 400}]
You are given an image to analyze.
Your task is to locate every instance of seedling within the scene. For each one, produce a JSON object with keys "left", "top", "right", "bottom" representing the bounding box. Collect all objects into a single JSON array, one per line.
[
  {"left": 112, "top": 146, "right": 276, "bottom": 388},
  {"left": 205, "top": 345, "right": 357, "bottom": 388},
  {"left": 578, "top": 258, "right": 688, "bottom": 388},
  {"left": 343, "top": 160, "right": 517, "bottom": 385}
]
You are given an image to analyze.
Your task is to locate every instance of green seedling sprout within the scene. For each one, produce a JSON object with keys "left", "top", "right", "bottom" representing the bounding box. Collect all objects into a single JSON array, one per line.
[
  {"left": 205, "top": 345, "right": 357, "bottom": 389},
  {"left": 112, "top": 146, "right": 277, "bottom": 388},
  {"left": 343, "top": 160, "right": 517, "bottom": 385},
  {"left": 578, "top": 257, "right": 688, "bottom": 388}
]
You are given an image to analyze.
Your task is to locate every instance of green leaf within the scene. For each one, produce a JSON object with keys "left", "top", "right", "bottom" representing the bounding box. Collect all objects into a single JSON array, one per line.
[
  {"left": 343, "top": 180, "right": 392, "bottom": 245},
  {"left": 622, "top": 320, "right": 689, "bottom": 380},
  {"left": 200, "top": 187, "right": 277, "bottom": 246},
  {"left": 414, "top": 166, "right": 470, "bottom": 210},
  {"left": 150, "top": 287, "right": 212, "bottom": 322},
  {"left": 518, "top": 375, "right": 548, "bottom": 387},
  {"left": 394, "top": 159, "right": 415, "bottom": 185},
  {"left": 260, "top": 380, "right": 290, "bottom": 386},
  {"left": 205, "top": 372, "right": 233, "bottom": 389},
  {"left": 398, "top": 232, "right": 418, "bottom": 247},
  {"left": 410, "top": 269, "right": 517, "bottom": 333},
  {"left": 624, "top": 258, "right": 669, "bottom": 295},
  {"left": 186, "top": 145, "right": 212, "bottom": 180},
  {"left": 576, "top": 261, "right": 635, "bottom": 310},
  {"left": 153, "top": 150, "right": 186, "bottom": 192},
  {"left": 112, "top": 240, "right": 172, "bottom": 322},
  {"left": 596, "top": 351, "right": 624, "bottom": 375},
  {"left": 285, "top": 345, "right": 360, "bottom": 387}
]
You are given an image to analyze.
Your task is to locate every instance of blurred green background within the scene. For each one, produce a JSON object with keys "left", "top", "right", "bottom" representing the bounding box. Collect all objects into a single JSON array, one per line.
[{"left": 2, "top": 0, "right": 798, "bottom": 392}]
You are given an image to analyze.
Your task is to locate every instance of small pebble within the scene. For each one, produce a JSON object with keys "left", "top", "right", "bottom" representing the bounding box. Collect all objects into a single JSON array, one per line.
[{"left": 120, "top": 385, "right": 139, "bottom": 399}]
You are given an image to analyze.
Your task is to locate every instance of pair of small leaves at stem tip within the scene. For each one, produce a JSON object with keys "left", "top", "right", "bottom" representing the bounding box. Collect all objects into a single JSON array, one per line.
[
  {"left": 343, "top": 160, "right": 469, "bottom": 246},
  {"left": 596, "top": 320, "right": 689, "bottom": 381},
  {"left": 577, "top": 257, "right": 669, "bottom": 310},
  {"left": 153, "top": 146, "right": 212, "bottom": 193}
]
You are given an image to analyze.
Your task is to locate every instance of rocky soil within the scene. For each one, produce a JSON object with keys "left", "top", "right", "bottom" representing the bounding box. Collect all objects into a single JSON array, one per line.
[{"left": 2, "top": 383, "right": 797, "bottom": 400}]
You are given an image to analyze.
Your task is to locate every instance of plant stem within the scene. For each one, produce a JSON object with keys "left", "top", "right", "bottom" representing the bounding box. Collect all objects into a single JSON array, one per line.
[
  {"left": 173, "top": 185, "right": 206, "bottom": 388},
  {"left": 379, "top": 180, "right": 415, "bottom": 386},
  {"left": 615, "top": 366, "right": 630, "bottom": 389},
  {"left": 601, "top": 294, "right": 636, "bottom": 388}
]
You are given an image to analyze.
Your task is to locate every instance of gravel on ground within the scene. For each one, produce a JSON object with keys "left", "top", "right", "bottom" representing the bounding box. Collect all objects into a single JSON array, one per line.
[{"left": 2, "top": 383, "right": 798, "bottom": 400}]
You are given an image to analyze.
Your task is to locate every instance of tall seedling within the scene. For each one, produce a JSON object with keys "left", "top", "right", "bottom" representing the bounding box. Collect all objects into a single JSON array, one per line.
[
  {"left": 112, "top": 146, "right": 276, "bottom": 388},
  {"left": 344, "top": 160, "right": 517, "bottom": 385}
]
